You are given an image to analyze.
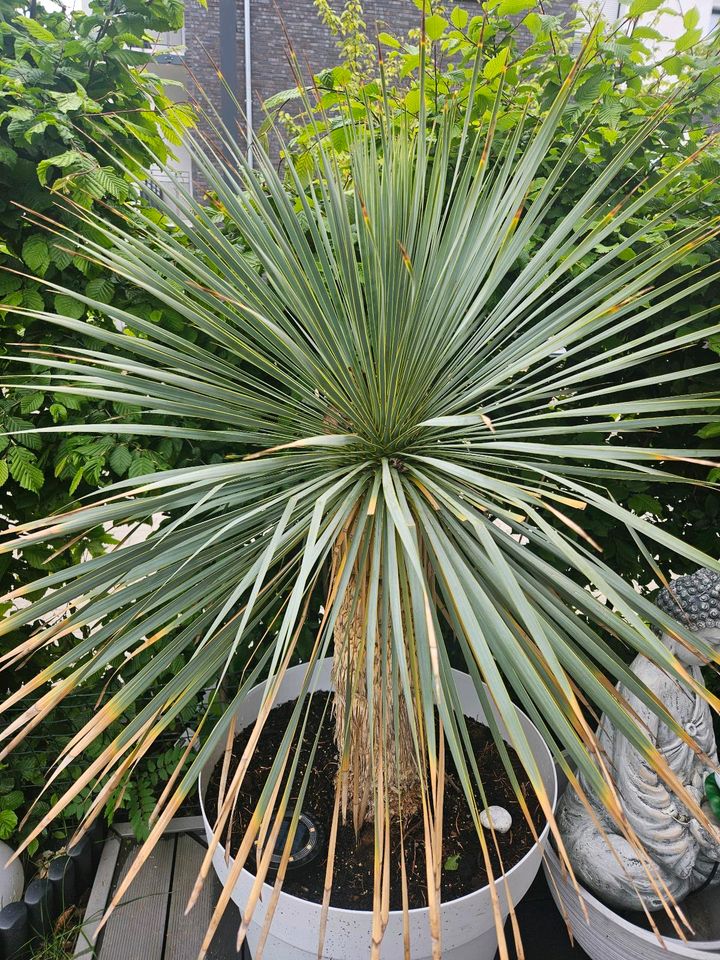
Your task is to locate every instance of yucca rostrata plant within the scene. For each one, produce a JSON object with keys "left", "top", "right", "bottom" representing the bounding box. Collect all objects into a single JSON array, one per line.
[{"left": 2, "top": 31, "right": 720, "bottom": 960}]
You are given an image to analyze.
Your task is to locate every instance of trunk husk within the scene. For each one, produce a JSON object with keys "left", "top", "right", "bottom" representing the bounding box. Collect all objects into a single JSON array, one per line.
[{"left": 331, "top": 529, "right": 420, "bottom": 829}]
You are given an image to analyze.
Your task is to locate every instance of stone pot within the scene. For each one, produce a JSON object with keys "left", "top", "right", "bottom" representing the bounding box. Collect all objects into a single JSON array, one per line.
[
  {"left": 199, "top": 657, "right": 557, "bottom": 960},
  {"left": 544, "top": 772, "right": 720, "bottom": 960},
  {"left": 0, "top": 842, "right": 23, "bottom": 910}
]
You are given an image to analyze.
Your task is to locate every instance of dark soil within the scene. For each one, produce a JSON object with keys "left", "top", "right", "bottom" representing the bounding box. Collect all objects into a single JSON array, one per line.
[{"left": 205, "top": 694, "right": 544, "bottom": 911}]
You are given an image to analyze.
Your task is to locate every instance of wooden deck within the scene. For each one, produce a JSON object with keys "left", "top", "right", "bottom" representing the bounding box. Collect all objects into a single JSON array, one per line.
[
  {"left": 75, "top": 819, "right": 589, "bottom": 960},
  {"left": 74, "top": 821, "right": 247, "bottom": 960}
]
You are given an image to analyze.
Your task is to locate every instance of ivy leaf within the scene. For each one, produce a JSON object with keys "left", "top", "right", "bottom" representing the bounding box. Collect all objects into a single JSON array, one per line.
[
  {"left": 54, "top": 293, "right": 85, "bottom": 319},
  {"left": 21, "top": 235, "right": 50, "bottom": 276},
  {"left": 7, "top": 446, "right": 44, "bottom": 493}
]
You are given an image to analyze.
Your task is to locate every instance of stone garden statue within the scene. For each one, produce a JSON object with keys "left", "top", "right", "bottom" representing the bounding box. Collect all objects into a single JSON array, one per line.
[{"left": 556, "top": 568, "right": 720, "bottom": 912}]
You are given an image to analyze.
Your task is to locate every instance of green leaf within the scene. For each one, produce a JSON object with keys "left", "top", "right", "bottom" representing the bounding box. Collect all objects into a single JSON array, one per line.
[
  {"left": 69, "top": 466, "right": 84, "bottom": 495},
  {"left": 444, "top": 853, "right": 461, "bottom": 871},
  {"left": 404, "top": 88, "right": 423, "bottom": 113},
  {"left": 54, "top": 293, "right": 85, "bottom": 319},
  {"left": 7, "top": 446, "right": 44, "bottom": 493},
  {"left": 85, "top": 277, "right": 115, "bottom": 303},
  {"left": 0, "top": 791, "right": 24, "bottom": 812},
  {"left": 22, "top": 288, "right": 45, "bottom": 312},
  {"left": 683, "top": 6, "right": 700, "bottom": 28},
  {"left": 698, "top": 422, "right": 720, "bottom": 439},
  {"left": 497, "top": 0, "right": 534, "bottom": 16},
  {"left": 19, "top": 391, "right": 44, "bottom": 415},
  {"left": 109, "top": 444, "right": 133, "bottom": 476},
  {"left": 37, "top": 150, "right": 86, "bottom": 186},
  {"left": 484, "top": 47, "right": 509, "bottom": 80},
  {"left": 0, "top": 461, "right": 8, "bottom": 488},
  {"left": 425, "top": 14, "right": 448, "bottom": 40},
  {"left": 0, "top": 810, "right": 17, "bottom": 841},
  {"left": 378, "top": 32, "right": 400, "bottom": 48},
  {"left": 22, "top": 235, "right": 50, "bottom": 276},
  {"left": 628, "top": 0, "right": 663, "bottom": 16},
  {"left": 632, "top": 25, "right": 663, "bottom": 38},
  {"left": 128, "top": 455, "right": 155, "bottom": 478},
  {"left": 675, "top": 27, "right": 702, "bottom": 51},
  {"left": 51, "top": 91, "right": 84, "bottom": 113},
  {"left": 49, "top": 241, "right": 74, "bottom": 269},
  {"left": 628, "top": 494, "right": 663, "bottom": 516},
  {"left": 14, "top": 15, "right": 55, "bottom": 41},
  {"left": 450, "top": 7, "right": 468, "bottom": 28}
]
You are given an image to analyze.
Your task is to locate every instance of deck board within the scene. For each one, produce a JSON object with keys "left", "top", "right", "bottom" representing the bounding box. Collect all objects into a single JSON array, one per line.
[
  {"left": 98, "top": 835, "right": 176, "bottom": 960},
  {"left": 90, "top": 828, "right": 246, "bottom": 960},
  {"left": 165, "top": 834, "right": 224, "bottom": 960}
]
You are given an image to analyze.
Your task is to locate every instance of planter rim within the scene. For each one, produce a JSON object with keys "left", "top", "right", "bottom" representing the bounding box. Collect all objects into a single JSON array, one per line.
[
  {"left": 199, "top": 658, "right": 557, "bottom": 917},
  {"left": 544, "top": 833, "right": 720, "bottom": 956}
]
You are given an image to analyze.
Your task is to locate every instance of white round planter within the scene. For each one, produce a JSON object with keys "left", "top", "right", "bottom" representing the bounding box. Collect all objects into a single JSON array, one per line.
[
  {"left": 543, "top": 769, "right": 720, "bottom": 960},
  {"left": 0, "top": 841, "right": 23, "bottom": 909},
  {"left": 199, "top": 658, "right": 557, "bottom": 960}
]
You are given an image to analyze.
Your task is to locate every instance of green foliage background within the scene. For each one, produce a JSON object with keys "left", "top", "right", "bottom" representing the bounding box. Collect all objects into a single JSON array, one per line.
[{"left": 0, "top": 0, "right": 209, "bottom": 857}]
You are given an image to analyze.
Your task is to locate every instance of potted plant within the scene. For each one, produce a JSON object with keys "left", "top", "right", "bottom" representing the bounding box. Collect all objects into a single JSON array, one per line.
[{"left": 1, "top": 24, "right": 720, "bottom": 960}]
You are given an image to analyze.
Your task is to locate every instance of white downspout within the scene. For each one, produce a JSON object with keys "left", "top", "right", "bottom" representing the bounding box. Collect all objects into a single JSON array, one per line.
[{"left": 244, "top": 0, "right": 253, "bottom": 167}]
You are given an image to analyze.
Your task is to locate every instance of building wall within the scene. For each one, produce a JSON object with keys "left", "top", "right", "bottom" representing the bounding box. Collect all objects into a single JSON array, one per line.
[
  {"left": 181, "top": 0, "right": 714, "bottom": 194},
  {"left": 183, "top": 0, "right": 576, "bottom": 194}
]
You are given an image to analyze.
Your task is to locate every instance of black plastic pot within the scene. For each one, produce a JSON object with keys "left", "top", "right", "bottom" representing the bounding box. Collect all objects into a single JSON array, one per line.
[
  {"left": 23, "top": 877, "right": 57, "bottom": 940},
  {"left": 0, "top": 900, "right": 30, "bottom": 960},
  {"left": 47, "top": 856, "right": 76, "bottom": 913},
  {"left": 67, "top": 834, "right": 94, "bottom": 896}
]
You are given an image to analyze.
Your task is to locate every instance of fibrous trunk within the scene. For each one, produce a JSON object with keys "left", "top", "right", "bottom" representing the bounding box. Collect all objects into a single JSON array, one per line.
[{"left": 331, "top": 531, "right": 420, "bottom": 829}]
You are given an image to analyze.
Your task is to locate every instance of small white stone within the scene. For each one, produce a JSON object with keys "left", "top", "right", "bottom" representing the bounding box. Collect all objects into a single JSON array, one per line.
[{"left": 479, "top": 806, "right": 512, "bottom": 834}]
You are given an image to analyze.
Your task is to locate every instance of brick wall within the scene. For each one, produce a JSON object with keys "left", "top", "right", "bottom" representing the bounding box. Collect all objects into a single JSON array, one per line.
[{"left": 183, "top": 0, "right": 576, "bottom": 195}]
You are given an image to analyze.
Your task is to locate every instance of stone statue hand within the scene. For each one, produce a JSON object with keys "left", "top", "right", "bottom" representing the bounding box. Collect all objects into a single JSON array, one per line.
[
  {"left": 689, "top": 801, "right": 720, "bottom": 858},
  {"left": 670, "top": 833, "right": 699, "bottom": 881}
]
